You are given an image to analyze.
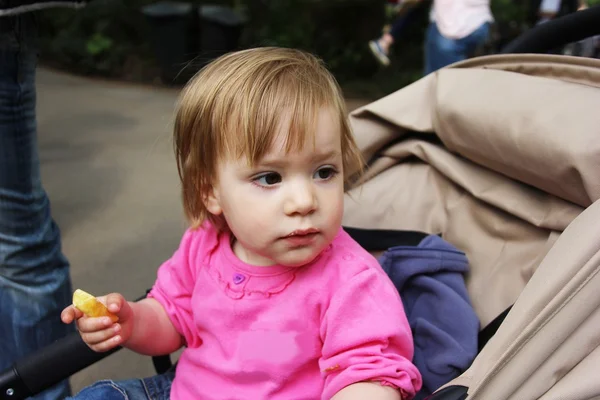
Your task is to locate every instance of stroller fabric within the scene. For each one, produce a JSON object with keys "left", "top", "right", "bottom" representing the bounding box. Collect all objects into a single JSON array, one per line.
[{"left": 343, "top": 53, "right": 600, "bottom": 399}]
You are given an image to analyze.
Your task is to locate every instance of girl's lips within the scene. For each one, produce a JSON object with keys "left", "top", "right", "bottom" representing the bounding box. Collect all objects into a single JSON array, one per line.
[
  {"left": 285, "top": 228, "right": 320, "bottom": 237},
  {"left": 283, "top": 232, "right": 319, "bottom": 247}
]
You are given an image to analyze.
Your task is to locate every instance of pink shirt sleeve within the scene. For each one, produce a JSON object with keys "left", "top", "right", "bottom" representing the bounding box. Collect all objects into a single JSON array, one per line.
[
  {"left": 319, "top": 267, "right": 422, "bottom": 400},
  {"left": 148, "top": 228, "right": 201, "bottom": 348}
]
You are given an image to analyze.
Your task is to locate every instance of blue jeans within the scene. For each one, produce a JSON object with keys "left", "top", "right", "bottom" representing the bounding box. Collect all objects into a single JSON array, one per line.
[
  {"left": 0, "top": 13, "right": 74, "bottom": 400},
  {"left": 388, "top": 1, "right": 424, "bottom": 40},
  {"left": 424, "top": 21, "right": 490, "bottom": 74},
  {"left": 67, "top": 370, "right": 175, "bottom": 400}
]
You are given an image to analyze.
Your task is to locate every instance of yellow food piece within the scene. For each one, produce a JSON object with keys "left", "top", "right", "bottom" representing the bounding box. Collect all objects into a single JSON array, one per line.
[{"left": 73, "top": 289, "right": 119, "bottom": 322}]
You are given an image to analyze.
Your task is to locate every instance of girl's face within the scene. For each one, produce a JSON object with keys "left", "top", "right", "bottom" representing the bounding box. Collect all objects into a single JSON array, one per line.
[{"left": 205, "top": 108, "right": 344, "bottom": 267}]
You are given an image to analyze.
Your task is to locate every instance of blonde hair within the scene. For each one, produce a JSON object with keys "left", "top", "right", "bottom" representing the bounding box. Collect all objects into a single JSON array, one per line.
[{"left": 174, "top": 47, "right": 364, "bottom": 229}]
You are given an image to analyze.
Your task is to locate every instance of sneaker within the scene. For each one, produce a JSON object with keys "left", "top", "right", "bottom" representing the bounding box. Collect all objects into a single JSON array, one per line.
[{"left": 369, "top": 40, "right": 390, "bottom": 67}]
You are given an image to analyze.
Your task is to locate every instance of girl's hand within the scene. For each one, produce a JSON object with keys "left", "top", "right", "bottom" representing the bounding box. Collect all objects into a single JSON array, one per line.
[{"left": 61, "top": 293, "right": 134, "bottom": 352}]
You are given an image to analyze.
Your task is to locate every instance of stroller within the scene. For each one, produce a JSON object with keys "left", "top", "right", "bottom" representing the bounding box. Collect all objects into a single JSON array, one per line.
[{"left": 2, "top": 6, "right": 600, "bottom": 400}]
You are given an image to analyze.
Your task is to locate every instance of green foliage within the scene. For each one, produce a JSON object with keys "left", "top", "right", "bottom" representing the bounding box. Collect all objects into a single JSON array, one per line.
[
  {"left": 38, "top": 0, "right": 156, "bottom": 77},
  {"left": 35, "top": 0, "right": 538, "bottom": 96},
  {"left": 38, "top": 0, "right": 387, "bottom": 83},
  {"left": 86, "top": 33, "right": 113, "bottom": 56},
  {"left": 37, "top": 0, "right": 230, "bottom": 79},
  {"left": 241, "top": 0, "right": 387, "bottom": 81},
  {"left": 490, "top": 0, "right": 528, "bottom": 23}
]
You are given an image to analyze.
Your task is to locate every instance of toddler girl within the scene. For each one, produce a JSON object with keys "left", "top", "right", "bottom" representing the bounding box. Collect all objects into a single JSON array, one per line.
[{"left": 62, "top": 47, "right": 422, "bottom": 400}]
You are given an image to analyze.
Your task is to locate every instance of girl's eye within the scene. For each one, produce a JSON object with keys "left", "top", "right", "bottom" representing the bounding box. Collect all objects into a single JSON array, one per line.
[
  {"left": 253, "top": 172, "right": 282, "bottom": 186},
  {"left": 314, "top": 167, "right": 337, "bottom": 181}
]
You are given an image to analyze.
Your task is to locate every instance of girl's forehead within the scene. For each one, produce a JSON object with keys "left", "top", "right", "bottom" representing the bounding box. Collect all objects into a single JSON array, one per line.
[
  {"left": 221, "top": 105, "right": 344, "bottom": 166},
  {"left": 261, "top": 127, "right": 342, "bottom": 162},
  {"left": 275, "top": 112, "right": 341, "bottom": 149}
]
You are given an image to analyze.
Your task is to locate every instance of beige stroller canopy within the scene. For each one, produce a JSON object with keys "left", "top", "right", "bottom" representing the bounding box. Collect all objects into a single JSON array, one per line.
[{"left": 343, "top": 53, "right": 600, "bottom": 400}]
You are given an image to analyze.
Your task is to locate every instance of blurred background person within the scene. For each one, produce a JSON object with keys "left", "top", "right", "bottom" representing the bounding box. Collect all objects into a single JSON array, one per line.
[
  {"left": 425, "top": 0, "right": 493, "bottom": 74},
  {"left": 369, "top": 0, "right": 427, "bottom": 67}
]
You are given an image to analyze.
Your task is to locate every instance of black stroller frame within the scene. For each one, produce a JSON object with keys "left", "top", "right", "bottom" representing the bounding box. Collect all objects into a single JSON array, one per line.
[{"left": 1, "top": 6, "right": 599, "bottom": 400}]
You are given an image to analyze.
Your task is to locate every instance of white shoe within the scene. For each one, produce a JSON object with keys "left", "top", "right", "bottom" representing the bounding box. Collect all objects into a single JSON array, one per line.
[{"left": 369, "top": 40, "right": 390, "bottom": 67}]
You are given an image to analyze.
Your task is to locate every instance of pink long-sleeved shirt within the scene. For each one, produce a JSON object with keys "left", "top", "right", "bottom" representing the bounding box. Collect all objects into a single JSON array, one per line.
[{"left": 149, "top": 223, "right": 422, "bottom": 399}]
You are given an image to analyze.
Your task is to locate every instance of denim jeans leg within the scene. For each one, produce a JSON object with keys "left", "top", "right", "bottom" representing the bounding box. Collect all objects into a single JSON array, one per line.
[
  {"left": 0, "top": 14, "right": 74, "bottom": 400},
  {"left": 425, "top": 21, "right": 491, "bottom": 75},
  {"left": 67, "top": 371, "right": 175, "bottom": 400},
  {"left": 67, "top": 378, "right": 151, "bottom": 400},
  {"left": 462, "top": 22, "right": 490, "bottom": 56},
  {"left": 141, "top": 368, "right": 175, "bottom": 400},
  {"left": 388, "top": 1, "right": 423, "bottom": 41},
  {"left": 424, "top": 22, "right": 466, "bottom": 74}
]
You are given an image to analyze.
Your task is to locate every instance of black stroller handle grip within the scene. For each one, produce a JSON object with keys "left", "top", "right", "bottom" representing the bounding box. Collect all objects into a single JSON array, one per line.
[
  {"left": 0, "top": 293, "right": 151, "bottom": 399},
  {"left": 10, "top": 332, "right": 121, "bottom": 399},
  {"left": 502, "top": 5, "right": 600, "bottom": 54},
  {"left": 426, "top": 385, "right": 468, "bottom": 400}
]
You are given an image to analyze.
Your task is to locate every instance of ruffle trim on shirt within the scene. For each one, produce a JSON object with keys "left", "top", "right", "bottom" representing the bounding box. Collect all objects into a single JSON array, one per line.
[{"left": 207, "top": 263, "right": 296, "bottom": 299}]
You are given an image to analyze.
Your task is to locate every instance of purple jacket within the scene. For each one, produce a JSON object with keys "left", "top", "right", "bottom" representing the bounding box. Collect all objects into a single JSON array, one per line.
[{"left": 378, "top": 234, "right": 479, "bottom": 399}]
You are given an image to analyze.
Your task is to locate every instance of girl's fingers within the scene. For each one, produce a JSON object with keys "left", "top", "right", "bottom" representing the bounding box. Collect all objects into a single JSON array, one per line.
[
  {"left": 104, "top": 293, "right": 125, "bottom": 314},
  {"left": 61, "top": 306, "right": 83, "bottom": 324},
  {"left": 81, "top": 323, "right": 122, "bottom": 345},
  {"left": 89, "top": 334, "right": 124, "bottom": 353},
  {"left": 77, "top": 316, "right": 116, "bottom": 333}
]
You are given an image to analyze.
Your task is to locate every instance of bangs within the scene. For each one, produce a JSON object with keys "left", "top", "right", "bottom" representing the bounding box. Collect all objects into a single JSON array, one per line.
[{"left": 215, "top": 60, "right": 344, "bottom": 165}]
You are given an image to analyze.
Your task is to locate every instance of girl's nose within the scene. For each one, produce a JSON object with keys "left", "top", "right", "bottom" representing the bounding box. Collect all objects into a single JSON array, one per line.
[{"left": 284, "top": 180, "right": 317, "bottom": 216}]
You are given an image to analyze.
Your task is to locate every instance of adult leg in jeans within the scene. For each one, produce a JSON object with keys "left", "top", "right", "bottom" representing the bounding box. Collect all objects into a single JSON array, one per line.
[
  {"left": 0, "top": 13, "right": 74, "bottom": 399},
  {"left": 424, "top": 21, "right": 490, "bottom": 74}
]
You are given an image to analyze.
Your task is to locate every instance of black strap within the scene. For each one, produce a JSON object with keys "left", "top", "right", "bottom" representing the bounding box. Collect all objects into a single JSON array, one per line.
[
  {"left": 477, "top": 305, "right": 513, "bottom": 352},
  {"left": 343, "top": 226, "right": 430, "bottom": 251},
  {"left": 152, "top": 355, "right": 173, "bottom": 375},
  {"left": 426, "top": 385, "right": 468, "bottom": 400},
  {"left": 502, "top": 5, "right": 600, "bottom": 54}
]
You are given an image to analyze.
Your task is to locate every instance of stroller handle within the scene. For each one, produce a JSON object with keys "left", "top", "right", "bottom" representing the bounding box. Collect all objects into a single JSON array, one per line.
[
  {"left": 502, "top": 5, "right": 600, "bottom": 54},
  {"left": 0, "top": 292, "right": 160, "bottom": 400},
  {"left": 0, "top": 332, "right": 121, "bottom": 400}
]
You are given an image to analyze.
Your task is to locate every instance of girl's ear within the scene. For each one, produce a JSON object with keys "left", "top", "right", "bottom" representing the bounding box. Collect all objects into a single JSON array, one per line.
[{"left": 205, "top": 187, "right": 223, "bottom": 216}]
